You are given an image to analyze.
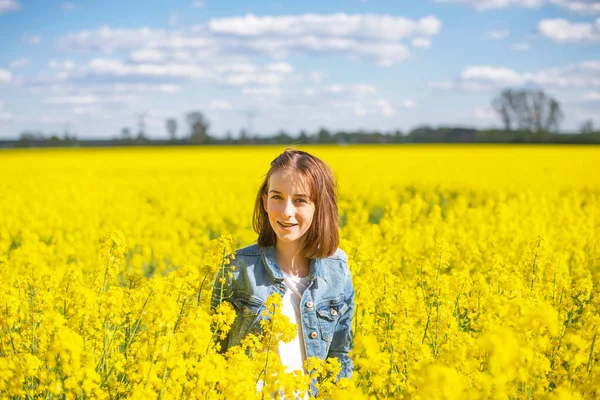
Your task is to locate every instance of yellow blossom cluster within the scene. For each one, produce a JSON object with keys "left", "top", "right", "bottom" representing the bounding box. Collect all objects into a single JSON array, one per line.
[{"left": 0, "top": 145, "right": 598, "bottom": 399}]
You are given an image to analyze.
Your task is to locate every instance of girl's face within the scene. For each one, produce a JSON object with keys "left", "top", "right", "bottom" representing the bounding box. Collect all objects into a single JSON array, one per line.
[{"left": 263, "top": 170, "right": 316, "bottom": 248}]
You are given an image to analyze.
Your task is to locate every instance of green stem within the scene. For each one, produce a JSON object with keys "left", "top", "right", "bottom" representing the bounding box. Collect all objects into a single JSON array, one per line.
[{"left": 587, "top": 332, "right": 597, "bottom": 375}]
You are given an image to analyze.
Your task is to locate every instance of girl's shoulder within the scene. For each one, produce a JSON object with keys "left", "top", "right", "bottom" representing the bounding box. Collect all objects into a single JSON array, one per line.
[
  {"left": 327, "top": 248, "right": 348, "bottom": 263},
  {"left": 231, "top": 243, "right": 262, "bottom": 257}
]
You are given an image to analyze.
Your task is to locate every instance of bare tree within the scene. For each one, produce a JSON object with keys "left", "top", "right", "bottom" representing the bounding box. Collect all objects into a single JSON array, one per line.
[
  {"left": 186, "top": 111, "right": 210, "bottom": 144},
  {"left": 492, "top": 89, "right": 563, "bottom": 132},
  {"left": 166, "top": 118, "right": 178, "bottom": 140}
]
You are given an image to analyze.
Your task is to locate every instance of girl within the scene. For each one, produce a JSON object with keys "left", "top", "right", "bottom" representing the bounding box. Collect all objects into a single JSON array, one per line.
[{"left": 210, "top": 148, "right": 354, "bottom": 382}]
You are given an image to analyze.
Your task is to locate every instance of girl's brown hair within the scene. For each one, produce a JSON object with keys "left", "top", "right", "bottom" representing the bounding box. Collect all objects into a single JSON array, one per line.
[{"left": 253, "top": 148, "right": 339, "bottom": 259}]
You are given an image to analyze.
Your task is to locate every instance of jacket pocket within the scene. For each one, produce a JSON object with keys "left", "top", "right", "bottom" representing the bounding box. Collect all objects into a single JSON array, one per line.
[
  {"left": 231, "top": 296, "right": 265, "bottom": 343},
  {"left": 315, "top": 299, "right": 348, "bottom": 342}
]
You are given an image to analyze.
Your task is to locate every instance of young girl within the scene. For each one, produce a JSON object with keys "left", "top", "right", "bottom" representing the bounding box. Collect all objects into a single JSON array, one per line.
[{"left": 210, "top": 148, "right": 354, "bottom": 382}]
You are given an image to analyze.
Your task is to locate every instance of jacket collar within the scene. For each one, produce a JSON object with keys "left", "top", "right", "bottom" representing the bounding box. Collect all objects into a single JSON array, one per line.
[{"left": 261, "top": 245, "right": 327, "bottom": 282}]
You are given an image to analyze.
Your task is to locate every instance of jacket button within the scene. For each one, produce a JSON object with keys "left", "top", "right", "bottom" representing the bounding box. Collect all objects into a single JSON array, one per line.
[
  {"left": 243, "top": 306, "right": 248, "bottom": 313},
  {"left": 306, "top": 301, "right": 313, "bottom": 308},
  {"left": 310, "top": 331, "right": 318, "bottom": 339},
  {"left": 331, "top": 309, "right": 338, "bottom": 316}
]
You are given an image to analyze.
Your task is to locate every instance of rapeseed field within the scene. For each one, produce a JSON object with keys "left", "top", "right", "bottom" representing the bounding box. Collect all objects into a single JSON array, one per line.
[{"left": 0, "top": 145, "right": 599, "bottom": 399}]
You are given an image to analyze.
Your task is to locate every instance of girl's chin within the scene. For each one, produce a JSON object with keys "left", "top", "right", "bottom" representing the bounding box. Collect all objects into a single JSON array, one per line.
[
  {"left": 274, "top": 231, "right": 308, "bottom": 244},
  {"left": 275, "top": 234, "right": 301, "bottom": 243}
]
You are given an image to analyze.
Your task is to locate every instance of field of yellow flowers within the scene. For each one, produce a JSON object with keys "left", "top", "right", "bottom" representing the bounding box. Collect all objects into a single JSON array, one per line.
[{"left": 0, "top": 145, "right": 599, "bottom": 399}]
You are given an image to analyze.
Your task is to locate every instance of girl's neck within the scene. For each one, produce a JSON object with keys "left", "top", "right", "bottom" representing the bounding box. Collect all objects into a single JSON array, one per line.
[{"left": 274, "top": 241, "right": 310, "bottom": 278}]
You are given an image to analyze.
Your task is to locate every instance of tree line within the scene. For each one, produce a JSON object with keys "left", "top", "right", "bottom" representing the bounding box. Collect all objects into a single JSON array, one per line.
[{"left": 4, "top": 88, "right": 599, "bottom": 148}]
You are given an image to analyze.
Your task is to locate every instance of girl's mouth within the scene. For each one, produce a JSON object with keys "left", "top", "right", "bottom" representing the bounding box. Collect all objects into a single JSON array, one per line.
[{"left": 278, "top": 221, "right": 298, "bottom": 228}]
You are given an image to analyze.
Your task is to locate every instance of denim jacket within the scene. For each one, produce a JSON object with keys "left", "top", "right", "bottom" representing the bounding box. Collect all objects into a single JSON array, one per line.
[{"left": 210, "top": 243, "right": 354, "bottom": 380}]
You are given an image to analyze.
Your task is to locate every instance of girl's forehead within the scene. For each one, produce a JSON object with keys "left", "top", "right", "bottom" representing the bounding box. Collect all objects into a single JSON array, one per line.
[{"left": 268, "top": 170, "right": 311, "bottom": 194}]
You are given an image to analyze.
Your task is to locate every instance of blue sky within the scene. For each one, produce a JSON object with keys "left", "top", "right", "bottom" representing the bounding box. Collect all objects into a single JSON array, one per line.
[{"left": 0, "top": 0, "right": 599, "bottom": 139}]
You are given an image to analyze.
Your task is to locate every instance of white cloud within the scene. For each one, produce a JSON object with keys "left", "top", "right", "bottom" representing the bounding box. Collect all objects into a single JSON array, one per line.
[
  {"left": 550, "top": 0, "right": 600, "bottom": 14},
  {"left": 402, "top": 99, "right": 417, "bottom": 109},
  {"left": 461, "top": 65, "right": 523, "bottom": 85},
  {"left": 88, "top": 58, "right": 214, "bottom": 79},
  {"left": 434, "top": 0, "right": 600, "bottom": 14},
  {"left": 49, "top": 60, "right": 75, "bottom": 70},
  {"left": 298, "top": 83, "right": 388, "bottom": 118},
  {"left": 216, "top": 63, "right": 256, "bottom": 74},
  {"left": 208, "top": 100, "right": 232, "bottom": 110},
  {"left": 432, "top": 60, "right": 600, "bottom": 91},
  {"left": 0, "top": 68, "right": 12, "bottom": 83},
  {"left": 111, "top": 83, "right": 181, "bottom": 93},
  {"left": 309, "top": 71, "right": 324, "bottom": 83},
  {"left": 242, "top": 87, "right": 281, "bottom": 97},
  {"left": 191, "top": 0, "right": 204, "bottom": 8},
  {"left": 488, "top": 29, "right": 510, "bottom": 39},
  {"left": 130, "top": 48, "right": 166, "bottom": 62},
  {"left": 433, "top": 0, "right": 543, "bottom": 11},
  {"left": 9, "top": 57, "right": 29, "bottom": 68},
  {"left": 412, "top": 37, "right": 432, "bottom": 48},
  {"left": 376, "top": 99, "right": 395, "bottom": 116},
  {"left": 0, "top": 0, "right": 20, "bottom": 15},
  {"left": 267, "top": 62, "right": 293, "bottom": 74},
  {"left": 474, "top": 105, "right": 497, "bottom": 120},
  {"left": 207, "top": 13, "right": 440, "bottom": 66},
  {"left": 44, "top": 93, "right": 141, "bottom": 107},
  {"left": 221, "top": 62, "right": 293, "bottom": 86},
  {"left": 57, "top": 14, "right": 440, "bottom": 66},
  {"left": 324, "top": 83, "right": 377, "bottom": 95},
  {"left": 224, "top": 35, "right": 413, "bottom": 66},
  {"left": 45, "top": 95, "right": 99, "bottom": 105},
  {"left": 512, "top": 43, "right": 530, "bottom": 51},
  {"left": 21, "top": 34, "right": 41, "bottom": 45},
  {"left": 208, "top": 13, "right": 441, "bottom": 40},
  {"left": 38, "top": 115, "right": 67, "bottom": 124},
  {"left": 538, "top": 18, "right": 600, "bottom": 43},
  {"left": 583, "top": 91, "right": 600, "bottom": 101},
  {"left": 58, "top": 26, "right": 217, "bottom": 53}
]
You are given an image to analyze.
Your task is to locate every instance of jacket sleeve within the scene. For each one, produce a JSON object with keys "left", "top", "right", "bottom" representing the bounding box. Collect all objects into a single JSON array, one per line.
[{"left": 327, "top": 266, "right": 355, "bottom": 380}]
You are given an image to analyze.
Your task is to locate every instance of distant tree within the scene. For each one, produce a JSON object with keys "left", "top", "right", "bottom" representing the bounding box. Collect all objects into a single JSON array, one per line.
[
  {"left": 186, "top": 111, "right": 210, "bottom": 144},
  {"left": 394, "top": 130, "right": 404, "bottom": 143},
  {"left": 135, "top": 130, "right": 148, "bottom": 142},
  {"left": 239, "top": 128, "right": 248, "bottom": 143},
  {"left": 492, "top": 88, "right": 563, "bottom": 132},
  {"left": 166, "top": 118, "right": 178, "bottom": 140},
  {"left": 580, "top": 119, "right": 594, "bottom": 134},
  {"left": 19, "top": 131, "right": 45, "bottom": 141},
  {"left": 49, "top": 134, "right": 61, "bottom": 144},
  {"left": 121, "top": 127, "right": 132, "bottom": 140},
  {"left": 317, "top": 127, "right": 331, "bottom": 143},
  {"left": 275, "top": 129, "right": 292, "bottom": 144},
  {"left": 298, "top": 130, "right": 309, "bottom": 143}
]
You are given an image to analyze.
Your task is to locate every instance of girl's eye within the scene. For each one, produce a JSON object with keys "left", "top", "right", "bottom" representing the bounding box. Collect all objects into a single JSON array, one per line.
[
  {"left": 295, "top": 198, "right": 307, "bottom": 204},
  {"left": 271, "top": 195, "right": 282, "bottom": 200}
]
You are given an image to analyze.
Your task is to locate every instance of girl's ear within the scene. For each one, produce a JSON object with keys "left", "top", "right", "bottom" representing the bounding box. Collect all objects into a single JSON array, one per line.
[{"left": 262, "top": 193, "right": 268, "bottom": 212}]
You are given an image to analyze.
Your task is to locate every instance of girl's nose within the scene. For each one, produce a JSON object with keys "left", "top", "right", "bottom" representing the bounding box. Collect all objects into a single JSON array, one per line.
[{"left": 282, "top": 199, "right": 294, "bottom": 217}]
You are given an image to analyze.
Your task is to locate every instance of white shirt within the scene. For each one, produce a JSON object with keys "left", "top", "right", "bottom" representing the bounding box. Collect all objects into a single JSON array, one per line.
[{"left": 278, "top": 271, "right": 310, "bottom": 373}]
